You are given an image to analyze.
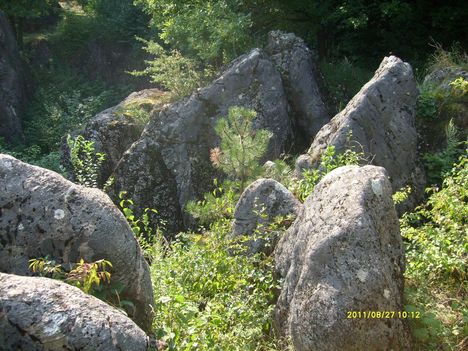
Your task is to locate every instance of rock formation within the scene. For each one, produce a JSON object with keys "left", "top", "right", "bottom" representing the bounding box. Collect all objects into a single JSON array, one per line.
[
  {"left": 62, "top": 88, "right": 169, "bottom": 185},
  {"left": 275, "top": 165, "right": 412, "bottom": 350},
  {"left": 106, "top": 32, "right": 328, "bottom": 233},
  {"left": 295, "top": 56, "right": 425, "bottom": 212},
  {"left": 0, "top": 11, "right": 28, "bottom": 143},
  {"left": 266, "top": 30, "right": 330, "bottom": 146},
  {"left": 0, "top": 272, "right": 149, "bottom": 351},
  {"left": 0, "top": 154, "right": 154, "bottom": 332},
  {"left": 231, "top": 178, "right": 300, "bottom": 255}
]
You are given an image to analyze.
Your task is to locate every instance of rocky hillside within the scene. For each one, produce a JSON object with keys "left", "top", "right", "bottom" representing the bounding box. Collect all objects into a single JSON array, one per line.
[{"left": 0, "top": 2, "right": 466, "bottom": 350}]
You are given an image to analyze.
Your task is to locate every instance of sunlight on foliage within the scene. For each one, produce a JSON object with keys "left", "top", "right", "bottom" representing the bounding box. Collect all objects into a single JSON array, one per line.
[
  {"left": 402, "top": 153, "right": 467, "bottom": 350},
  {"left": 67, "top": 134, "right": 105, "bottom": 188},
  {"left": 213, "top": 106, "right": 272, "bottom": 192},
  {"left": 292, "top": 144, "right": 366, "bottom": 202}
]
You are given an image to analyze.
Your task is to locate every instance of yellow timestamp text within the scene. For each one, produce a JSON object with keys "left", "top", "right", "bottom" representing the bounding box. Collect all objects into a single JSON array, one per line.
[{"left": 346, "top": 311, "right": 421, "bottom": 319}]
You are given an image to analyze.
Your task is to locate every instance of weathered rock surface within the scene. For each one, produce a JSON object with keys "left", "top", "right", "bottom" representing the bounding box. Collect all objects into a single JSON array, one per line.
[
  {"left": 111, "top": 48, "right": 293, "bottom": 229},
  {"left": 295, "top": 56, "right": 424, "bottom": 212},
  {"left": 84, "top": 31, "right": 329, "bottom": 234},
  {"left": 231, "top": 178, "right": 300, "bottom": 255},
  {"left": 107, "top": 138, "right": 184, "bottom": 235},
  {"left": 0, "top": 154, "right": 154, "bottom": 332},
  {"left": 62, "top": 89, "right": 169, "bottom": 185},
  {"left": 0, "top": 11, "right": 27, "bottom": 143},
  {"left": 274, "top": 165, "right": 411, "bottom": 351},
  {"left": 266, "top": 30, "right": 330, "bottom": 146},
  {"left": 0, "top": 272, "right": 149, "bottom": 351}
]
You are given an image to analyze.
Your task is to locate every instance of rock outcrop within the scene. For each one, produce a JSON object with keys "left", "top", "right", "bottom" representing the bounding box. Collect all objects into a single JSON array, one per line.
[
  {"left": 231, "top": 178, "right": 300, "bottom": 255},
  {"left": 0, "top": 273, "right": 149, "bottom": 351},
  {"left": 275, "top": 165, "right": 412, "bottom": 350},
  {"left": 110, "top": 48, "right": 292, "bottom": 229},
  {"left": 0, "top": 154, "right": 154, "bottom": 332},
  {"left": 108, "top": 33, "right": 329, "bottom": 233},
  {"left": 266, "top": 30, "right": 330, "bottom": 146},
  {"left": 107, "top": 138, "right": 184, "bottom": 235},
  {"left": 62, "top": 89, "right": 169, "bottom": 185},
  {"left": 296, "top": 56, "right": 424, "bottom": 212},
  {"left": 0, "top": 11, "right": 28, "bottom": 143}
]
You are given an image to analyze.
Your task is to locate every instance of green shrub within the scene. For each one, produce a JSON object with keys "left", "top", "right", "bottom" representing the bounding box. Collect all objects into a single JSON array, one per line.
[
  {"left": 67, "top": 135, "right": 105, "bottom": 188},
  {"left": 423, "top": 120, "right": 464, "bottom": 185},
  {"left": 320, "top": 58, "right": 373, "bottom": 112},
  {"left": 292, "top": 145, "right": 365, "bottom": 202},
  {"left": 150, "top": 220, "right": 279, "bottom": 350},
  {"left": 417, "top": 82, "right": 441, "bottom": 120},
  {"left": 135, "top": 0, "right": 252, "bottom": 65},
  {"left": 402, "top": 153, "right": 467, "bottom": 283},
  {"left": 186, "top": 179, "right": 238, "bottom": 228},
  {"left": 132, "top": 39, "right": 213, "bottom": 99},
  {"left": 24, "top": 78, "right": 120, "bottom": 153},
  {"left": 402, "top": 153, "right": 467, "bottom": 350},
  {"left": 212, "top": 106, "right": 272, "bottom": 192},
  {"left": 118, "top": 191, "right": 165, "bottom": 262},
  {"left": 29, "top": 255, "right": 135, "bottom": 313}
]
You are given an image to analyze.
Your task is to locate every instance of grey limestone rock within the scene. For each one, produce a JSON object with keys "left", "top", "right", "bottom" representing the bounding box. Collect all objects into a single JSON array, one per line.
[
  {"left": 266, "top": 30, "right": 330, "bottom": 146},
  {"left": 0, "top": 272, "right": 149, "bottom": 351},
  {"left": 231, "top": 178, "right": 300, "bottom": 255},
  {"left": 0, "top": 154, "right": 154, "bottom": 332},
  {"left": 295, "top": 56, "right": 425, "bottom": 212},
  {"left": 274, "top": 165, "right": 412, "bottom": 351},
  {"left": 62, "top": 89, "right": 169, "bottom": 186},
  {"left": 111, "top": 48, "right": 292, "bottom": 230}
]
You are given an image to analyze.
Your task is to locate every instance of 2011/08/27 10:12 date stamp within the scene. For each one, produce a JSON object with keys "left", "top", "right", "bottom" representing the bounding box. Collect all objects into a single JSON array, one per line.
[{"left": 347, "top": 311, "right": 421, "bottom": 319}]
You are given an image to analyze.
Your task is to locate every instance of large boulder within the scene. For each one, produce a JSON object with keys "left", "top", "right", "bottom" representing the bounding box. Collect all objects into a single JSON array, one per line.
[
  {"left": 296, "top": 56, "right": 424, "bottom": 212},
  {"left": 107, "top": 138, "right": 184, "bottom": 235},
  {"left": 274, "top": 165, "right": 412, "bottom": 350},
  {"left": 0, "top": 11, "right": 28, "bottom": 143},
  {"left": 110, "top": 48, "right": 292, "bottom": 230},
  {"left": 0, "top": 154, "right": 154, "bottom": 332},
  {"left": 231, "top": 178, "right": 300, "bottom": 255},
  {"left": 62, "top": 89, "right": 169, "bottom": 185},
  {"left": 0, "top": 273, "right": 149, "bottom": 351},
  {"left": 266, "top": 30, "right": 330, "bottom": 146}
]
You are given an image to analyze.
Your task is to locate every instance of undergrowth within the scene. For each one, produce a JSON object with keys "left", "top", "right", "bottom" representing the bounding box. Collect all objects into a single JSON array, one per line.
[{"left": 402, "top": 153, "right": 467, "bottom": 350}]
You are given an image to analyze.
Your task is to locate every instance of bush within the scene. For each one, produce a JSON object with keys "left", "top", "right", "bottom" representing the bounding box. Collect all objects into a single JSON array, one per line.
[
  {"left": 423, "top": 120, "right": 464, "bottom": 185},
  {"left": 23, "top": 65, "right": 125, "bottom": 151},
  {"left": 150, "top": 220, "right": 279, "bottom": 350},
  {"left": 402, "top": 153, "right": 467, "bottom": 350},
  {"left": 212, "top": 106, "right": 272, "bottom": 192},
  {"left": 135, "top": 0, "right": 252, "bottom": 65},
  {"left": 132, "top": 39, "right": 213, "bottom": 99},
  {"left": 67, "top": 135, "right": 106, "bottom": 188},
  {"left": 402, "top": 153, "right": 467, "bottom": 282},
  {"left": 292, "top": 144, "right": 366, "bottom": 202}
]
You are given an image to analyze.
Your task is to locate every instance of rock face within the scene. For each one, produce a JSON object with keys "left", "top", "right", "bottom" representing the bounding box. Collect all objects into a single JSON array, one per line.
[
  {"left": 109, "top": 34, "right": 329, "bottom": 233},
  {"left": 62, "top": 89, "right": 169, "bottom": 185},
  {"left": 274, "top": 165, "right": 411, "bottom": 351},
  {"left": 0, "top": 154, "right": 154, "bottom": 332},
  {"left": 0, "top": 273, "right": 149, "bottom": 351},
  {"left": 266, "top": 30, "right": 330, "bottom": 146},
  {"left": 107, "top": 138, "right": 184, "bottom": 235},
  {"left": 111, "top": 48, "right": 292, "bottom": 229},
  {"left": 296, "top": 56, "right": 424, "bottom": 212},
  {"left": 231, "top": 178, "right": 300, "bottom": 255},
  {"left": 0, "top": 11, "right": 27, "bottom": 143}
]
